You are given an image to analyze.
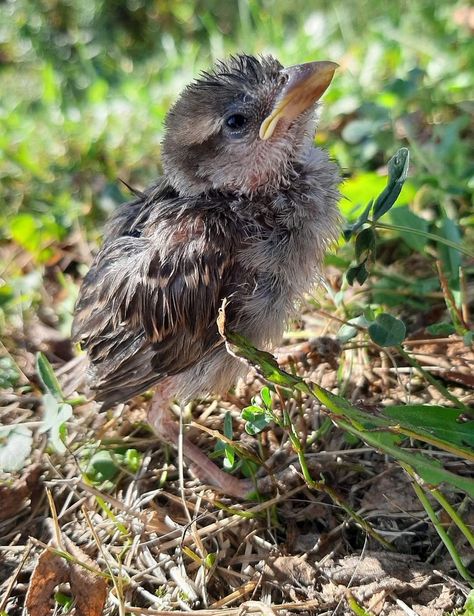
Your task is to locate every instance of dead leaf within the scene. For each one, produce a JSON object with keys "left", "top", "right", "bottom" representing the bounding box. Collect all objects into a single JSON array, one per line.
[
  {"left": 367, "top": 589, "right": 388, "bottom": 615},
  {"left": 63, "top": 537, "right": 108, "bottom": 616},
  {"left": 319, "top": 552, "right": 457, "bottom": 615},
  {"left": 438, "top": 370, "right": 474, "bottom": 389},
  {"left": 26, "top": 533, "right": 107, "bottom": 616},
  {"left": 324, "top": 552, "right": 431, "bottom": 589},
  {"left": 25, "top": 550, "right": 69, "bottom": 616},
  {"left": 263, "top": 555, "right": 315, "bottom": 587},
  {"left": 0, "top": 464, "right": 42, "bottom": 521},
  {"left": 408, "top": 335, "right": 474, "bottom": 388}
]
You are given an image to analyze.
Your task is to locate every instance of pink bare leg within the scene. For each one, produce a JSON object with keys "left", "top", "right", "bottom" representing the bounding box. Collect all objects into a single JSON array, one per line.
[{"left": 148, "top": 379, "right": 253, "bottom": 499}]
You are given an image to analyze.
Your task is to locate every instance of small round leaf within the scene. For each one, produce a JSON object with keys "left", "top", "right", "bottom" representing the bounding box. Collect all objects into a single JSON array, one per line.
[
  {"left": 368, "top": 313, "right": 406, "bottom": 346},
  {"left": 0, "top": 426, "right": 33, "bottom": 472}
]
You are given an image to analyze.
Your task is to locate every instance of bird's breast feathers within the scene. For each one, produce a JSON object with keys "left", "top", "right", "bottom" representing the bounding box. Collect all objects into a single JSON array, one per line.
[{"left": 229, "top": 147, "right": 340, "bottom": 346}]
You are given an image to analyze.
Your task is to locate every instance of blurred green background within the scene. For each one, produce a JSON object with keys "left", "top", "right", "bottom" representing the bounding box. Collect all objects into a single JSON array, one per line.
[{"left": 0, "top": 0, "right": 473, "bottom": 344}]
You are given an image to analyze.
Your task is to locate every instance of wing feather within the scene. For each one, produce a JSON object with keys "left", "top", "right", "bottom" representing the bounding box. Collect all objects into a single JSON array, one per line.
[{"left": 72, "top": 195, "right": 237, "bottom": 407}]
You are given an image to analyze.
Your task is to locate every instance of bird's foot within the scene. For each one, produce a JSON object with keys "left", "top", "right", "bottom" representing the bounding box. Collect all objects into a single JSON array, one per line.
[
  {"left": 149, "top": 386, "right": 254, "bottom": 499},
  {"left": 185, "top": 441, "right": 254, "bottom": 499}
]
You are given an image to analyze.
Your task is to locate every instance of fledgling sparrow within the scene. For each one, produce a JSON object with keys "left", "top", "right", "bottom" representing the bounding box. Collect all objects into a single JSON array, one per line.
[{"left": 73, "top": 55, "right": 340, "bottom": 498}]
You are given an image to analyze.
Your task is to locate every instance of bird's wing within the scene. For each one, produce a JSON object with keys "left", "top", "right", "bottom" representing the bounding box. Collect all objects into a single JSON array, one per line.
[{"left": 72, "top": 207, "right": 235, "bottom": 407}]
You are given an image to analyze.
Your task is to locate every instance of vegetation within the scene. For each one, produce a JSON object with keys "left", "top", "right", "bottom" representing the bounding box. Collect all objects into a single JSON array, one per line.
[{"left": 0, "top": 0, "right": 473, "bottom": 614}]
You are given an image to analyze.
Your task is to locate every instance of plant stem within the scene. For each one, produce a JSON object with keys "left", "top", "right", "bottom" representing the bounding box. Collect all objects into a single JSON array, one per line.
[
  {"left": 373, "top": 221, "right": 473, "bottom": 258},
  {"left": 431, "top": 489, "right": 474, "bottom": 551},
  {"left": 397, "top": 346, "right": 469, "bottom": 411},
  {"left": 278, "top": 395, "right": 392, "bottom": 549},
  {"left": 404, "top": 468, "right": 474, "bottom": 585},
  {"left": 347, "top": 592, "right": 373, "bottom": 616}
]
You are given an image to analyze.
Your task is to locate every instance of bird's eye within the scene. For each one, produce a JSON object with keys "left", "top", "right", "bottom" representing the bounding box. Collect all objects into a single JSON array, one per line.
[{"left": 225, "top": 113, "right": 247, "bottom": 131}]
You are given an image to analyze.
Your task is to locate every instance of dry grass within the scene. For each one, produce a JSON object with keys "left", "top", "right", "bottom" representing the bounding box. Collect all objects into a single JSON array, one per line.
[{"left": 1, "top": 256, "right": 472, "bottom": 614}]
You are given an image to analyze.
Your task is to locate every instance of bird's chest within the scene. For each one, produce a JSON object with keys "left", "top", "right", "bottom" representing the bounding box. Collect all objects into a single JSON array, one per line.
[{"left": 235, "top": 211, "right": 322, "bottom": 344}]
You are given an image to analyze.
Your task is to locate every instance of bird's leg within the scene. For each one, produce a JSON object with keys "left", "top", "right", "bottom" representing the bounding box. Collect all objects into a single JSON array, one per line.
[{"left": 148, "top": 381, "right": 253, "bottom": 499}]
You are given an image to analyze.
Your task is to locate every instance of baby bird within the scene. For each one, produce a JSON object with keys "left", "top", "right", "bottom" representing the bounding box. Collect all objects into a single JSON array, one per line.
[{"left": 73, "top": 55, "right": 340, "bottom": 498}]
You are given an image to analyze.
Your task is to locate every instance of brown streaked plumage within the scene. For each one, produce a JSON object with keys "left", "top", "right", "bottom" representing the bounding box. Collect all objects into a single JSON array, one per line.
[{"left": 73, "top": 54, "right": 340, "bottom": 498}]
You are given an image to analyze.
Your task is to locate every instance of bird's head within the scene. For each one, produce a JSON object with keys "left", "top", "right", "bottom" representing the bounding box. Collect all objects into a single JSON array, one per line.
[{"left": 162, "top": 55, "right": 337, "bottom": 197}]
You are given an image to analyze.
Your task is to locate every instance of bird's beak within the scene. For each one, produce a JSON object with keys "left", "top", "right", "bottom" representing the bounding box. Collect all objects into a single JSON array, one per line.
[{"left": 259, "top": 61, "right": 338, "bottom": 141}]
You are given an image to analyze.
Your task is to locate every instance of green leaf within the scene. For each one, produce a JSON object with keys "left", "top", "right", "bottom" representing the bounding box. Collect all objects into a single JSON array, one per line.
[
  {"left": 223, "top": 411, "right": 233, "bottom": 439},
  {"left": 241, "top": 405, "right": 272, "bottom": 435},
  {"left": 244, "top": 416, "right": 272, "bottom": 436},
  {"left": 222, "top": 412, "right": 235, "bottom": 469},
  {"left": 220, "top": 327, "right": 474, "bottom": 497},
  {"left": 124, "top": 448, "right": 141, "bottom": 473},
  {"left": 426, "top": 322, "right": 456, "bottom": 336},
  {"left": 223, "top": 445, "right": 235, "bottom": 469},
  {"left": 41, "top": 63, "right": 60, "bottom": 104},
  {"left": 218, "top": 326, "right": 300, "bottom": 390},
  {"left": 387, "top": 206, "right": 429, "bottom": 251},
  {"left": 260, "top": 386, "right": 272, "bottom": 409},
  {"left": 240, "top": 459, "right": 259, "bottom": 478},
  {"left": 368, "top": 313, "right": 406, "bottom": 346},
  {"left": 340, "top": 172, "right": 416, "bottom": 222},
  {"left": 363, "top": 306, "right": 376, "bottom": 322},
  {"left": 337, "top": 315, "right": 371, "bottom": 343},
  {"left": 382, "top": 404, "right": 474, "bottom": 455},
  {"left": 39, "top": 393, "right": 73, "bottom": 453},
  {"left": 305, "top": 385, "right": 474, "bottom": 497},
  {"left": 87, "top": 450, "right": 119, "bottom": 482},
  {"left": 372, "top": 148, "right": 410, "bottom": 220},
  {"left": 337, "top": 323, "right": 358, "bottom": 343},
  {"left": 342, "top": 200, "right": 373, "bottom": 240},
  {"left": 242, "top": 405, "right": 265, "bottom": 418},
  {"left": 54, "top": 593, "right": 73, "bottom": 610},
  {"left": 461, "top": 590, "right": 474, "bottom": 616},
  {"left": 36, "top": 352, "right": 63, "bottom": 399},
  {"left": 464, "top": 331, "right": 474, "bottom": 348},
  {"left": 340, "top": 174, "right": 384, "bottom": 214},
  {"left": 437, "top": 217, "right": 462, "bottom": 287},
  {"left": 10, "top": 214, "right": 39, "bottom": 253},
  {"left": 355, "top": 227, "right": 376, "bottom": 261},
  {"left": 204, "top": 553, "right": 217, "bottom": 569},
  {"left": 346, "top": 262, "right": 369, "bottom": 286},
  {"left": 0, "top": 425, "right": 33, "bottom": 472},
  {"left": 341, "top": 119, "right": 378, "bottom": 144},
  {"left": 0, "top": 356, "right": 21, "bottom": 388}
]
